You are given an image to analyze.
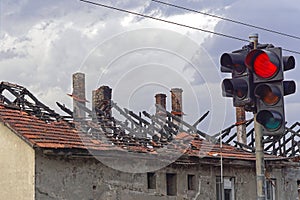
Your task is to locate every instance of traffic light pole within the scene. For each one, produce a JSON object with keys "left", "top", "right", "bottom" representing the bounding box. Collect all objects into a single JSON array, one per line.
[
  {"left": 221, "top": 32, "right": 296, "bottom": 199},
  {"left": 250, "top": 33, "right": 266, "bottom": 200},
  {"left": 254, "top": 115, "right": 265, "bottom": 200}
]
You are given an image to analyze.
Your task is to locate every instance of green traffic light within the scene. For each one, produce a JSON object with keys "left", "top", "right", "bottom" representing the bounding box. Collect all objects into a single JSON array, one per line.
[
  {"left": 256, "top": 110, "right": 282, "bottom": 131},
  {"left": 264, "top": 117, "right": 281, "bottom": 131}
]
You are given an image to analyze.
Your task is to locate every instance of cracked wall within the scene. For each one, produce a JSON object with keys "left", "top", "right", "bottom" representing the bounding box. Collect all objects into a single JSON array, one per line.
[{"left": 34, "top": 151, "right": 299, "bottom": 200}]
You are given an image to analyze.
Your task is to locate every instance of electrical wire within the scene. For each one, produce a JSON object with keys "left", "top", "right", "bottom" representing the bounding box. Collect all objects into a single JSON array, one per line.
[
  {"left": 79, "top": 0, "right": 300, "bottom": 55},
  {"left": 79, "top": 0, "right": 248, "bottom": 42},
  {"left": 282, "top": 48, "right": 300, "bottom": 55},
  {"left": 152, "top": 0, "right": 300, "bottom": 41}
]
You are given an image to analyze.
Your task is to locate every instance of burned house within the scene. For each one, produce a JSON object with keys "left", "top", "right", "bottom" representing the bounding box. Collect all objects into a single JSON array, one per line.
[{"left": 0, "top": 73, "right": 300, "bottom": 200}]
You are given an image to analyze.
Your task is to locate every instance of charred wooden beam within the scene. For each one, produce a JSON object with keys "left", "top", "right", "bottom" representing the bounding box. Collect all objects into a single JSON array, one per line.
[
  {"left": 155, "top": 113, "right": 184, "bottom": 135},
  {"left": 111, "top": 101, "right": 139, "bottom": 127},
  {"left": 0, "top": 94, "right": 12, "bottom": 105},
  {"left": 156, "top": 105, "right": 212, "bottom": 141},
  {"left": 124, "top": 108, "right": 150, "bottom": 125},
  {"left": 189, "top": 111, "right": 209, "bottom": 130},
  {"left": 213, "top": 118, "right": 253, "bottom": 141},
  {"left": 265, "top": 123, "right": 297, "bottom": 151},
  {"left": 284, "top": 140, "right": 299, "bottom": 157},
  {"left": 114, "top": 119, "right": 145, "bottom": 138},
  {"left": 22, "top": 88, "right": 60, "bottom": 118},
  {"left": 56, "top": 102, "right": 73, "bottom": 116},
  {"left": 142, "top": 111, "right": 177, "bottom": 137},
  {"left": 265, "top": 125, "right": 300, "bottom": 153},
  {"left": 234, "top": 141, "right": 255, "bottom": 152}
]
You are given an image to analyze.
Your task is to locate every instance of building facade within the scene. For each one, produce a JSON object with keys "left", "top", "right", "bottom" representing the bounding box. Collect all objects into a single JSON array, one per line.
[{"left": 0, "top": 81, "right": 299, "bottom": 200}]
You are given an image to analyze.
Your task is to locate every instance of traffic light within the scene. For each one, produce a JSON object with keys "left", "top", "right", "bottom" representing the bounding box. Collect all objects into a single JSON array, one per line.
[
  {"left": 245, "top": 47, "right": 283, "bottom": 83},
  {"left": 220, "top": 49, "right": 253, "bottom": 107},
  {"left": 245, "top": 47, "right": 296, "bottom": 136}
]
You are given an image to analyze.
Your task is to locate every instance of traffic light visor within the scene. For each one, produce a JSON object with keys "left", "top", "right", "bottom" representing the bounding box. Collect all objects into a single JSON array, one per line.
[
  {"left": 221, "top": 53, "right": 246, "bottom": 74},
  {"left": 245, "top": 49, "right": 280, "bottom": 79},
  {"left": 283, "top": 81, "right": 296, "bottom": 96},
  {"left": 256, "top": 110, "right": 283, "bottom": 131},
  {"left": 222, "top": 79, "right": 248, "bottom": 99},
  {"left": 222, "top": 79, "right": 234, "bottom": 97},
  {"left": 283, "top": 56, "right": 295, "bottom": 71}
]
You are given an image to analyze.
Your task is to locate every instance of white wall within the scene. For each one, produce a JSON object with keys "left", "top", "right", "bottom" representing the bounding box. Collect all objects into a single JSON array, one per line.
[{"left": 0, "top": 123, "right": 35, "bottom": 200}]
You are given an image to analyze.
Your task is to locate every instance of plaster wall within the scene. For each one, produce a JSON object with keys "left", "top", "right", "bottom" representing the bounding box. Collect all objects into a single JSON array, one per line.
[
  {"left": 0, "top": 123, "right": 35, "bottom": 200},
  {"left": 34, "top": 152, "right": 284, "bottom": 200}
]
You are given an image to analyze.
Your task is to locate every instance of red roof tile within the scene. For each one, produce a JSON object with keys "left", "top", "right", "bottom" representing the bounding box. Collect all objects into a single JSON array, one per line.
[
  {"left": 0, "top": 104, "right": 279, "bottom": 161},
  {"left": 0, "top": 104, "right": 112, "bottom": 151}
]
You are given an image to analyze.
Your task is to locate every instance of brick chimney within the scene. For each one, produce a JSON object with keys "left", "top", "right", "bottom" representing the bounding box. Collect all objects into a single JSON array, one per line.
[
  {"left": 171, "top": 88, "right": 183, "bottom": 127},
  {"left": 155, "top": 93, "right": 167, "bottom": 115},
  {"left": 170, "top": 88, "right": 183, "bottom": 127},
  {"left": 171, "top": 88, "right": 183, "bottom": 117},
  {"left": 92, "top": 86, "right": 112, "bottom": 121},
  {"left": 72, "top": 72, "right": 86, "bottom": 122}
]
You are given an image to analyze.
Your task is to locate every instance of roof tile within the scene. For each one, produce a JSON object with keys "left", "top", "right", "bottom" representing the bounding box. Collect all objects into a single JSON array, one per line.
[{"left": 0, "top": 104, "right": 279, "bottom": 161}]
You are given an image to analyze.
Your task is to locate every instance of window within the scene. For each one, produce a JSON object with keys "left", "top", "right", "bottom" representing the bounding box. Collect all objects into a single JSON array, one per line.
[
  {"left": 216, "top": 177, "right": 235, "bottom": 200},
  {"left": 166, "top": 173, "right": 177, "bottom": 196},
  {"left": 147, "top": 172, "right": 156, "bottom": 189},
  {"left": 266, "top": 179, "right": 276, "bottom": 200},
  {"left": 188, "top": 174, "right": 196, "bottom": 190}
]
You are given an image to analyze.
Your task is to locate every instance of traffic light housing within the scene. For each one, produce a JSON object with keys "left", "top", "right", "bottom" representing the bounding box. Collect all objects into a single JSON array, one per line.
[
  {"left": 245, "top": 47, "right": 296, "bottom": 136},
  {"left": 221, "top": 49, "right": 254, "bottom": 108}
]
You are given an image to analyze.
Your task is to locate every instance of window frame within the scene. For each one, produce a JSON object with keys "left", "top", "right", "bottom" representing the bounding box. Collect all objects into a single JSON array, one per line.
[
  {"left": 187, "top": 174, "right": 196, "bottom": 191},
  {"left": 147, "top": 172, "right": 156, "bottom": 189},
  {"left": 166, "top": 173, "right": 177, "bottom": 196},
  {"left": 216, "top": 176, "right": 235, "bottom": 200}
]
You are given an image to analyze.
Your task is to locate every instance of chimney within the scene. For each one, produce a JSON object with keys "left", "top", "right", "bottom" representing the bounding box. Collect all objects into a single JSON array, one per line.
[
  {"left": 171, "top": 88, "right": 183, "bottom": 129},
  {"left": 155, "top": 93, "right": 167, "bottom": 115},
  {"left": 171, "top": 88, "right": 183, "bottom": 117},
  {"left": 72, "top": 72, "right": 86, "bottom": 122},
  {"left": 92, "top": 86, "right": 112, "bottom": 121}
]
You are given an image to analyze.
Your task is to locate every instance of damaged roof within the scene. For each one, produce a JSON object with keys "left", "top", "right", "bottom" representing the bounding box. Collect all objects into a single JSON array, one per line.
[
  {"left": 0, "top": 103, "right": 280, "bottom": 162},
  {"left": 0, "top": 104, "right": 109, "bottom": 150},
  {"left": 0, "top": 81, "right": 287, "bottom": 163}
]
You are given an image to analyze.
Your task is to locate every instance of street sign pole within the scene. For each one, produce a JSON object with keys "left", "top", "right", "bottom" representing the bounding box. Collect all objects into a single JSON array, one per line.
[{"left": 250, "top": 33, "right": 266, "bottom": 200}]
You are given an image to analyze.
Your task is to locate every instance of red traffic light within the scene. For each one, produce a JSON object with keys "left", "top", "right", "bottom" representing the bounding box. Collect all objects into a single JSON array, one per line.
[
  {"left": 253, "top": 53, "right": 277, "bottom": 78},
  {"left": 255, "top": 84, "right": 281, "bottom": 105},
  {"left": 245, "top": 49, "right": 281, "bottom": 79}
]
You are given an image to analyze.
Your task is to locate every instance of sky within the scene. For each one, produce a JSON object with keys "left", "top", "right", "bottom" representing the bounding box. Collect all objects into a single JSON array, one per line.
[{"left": 1, "top": 0, "right": 300, "bottom": 135}]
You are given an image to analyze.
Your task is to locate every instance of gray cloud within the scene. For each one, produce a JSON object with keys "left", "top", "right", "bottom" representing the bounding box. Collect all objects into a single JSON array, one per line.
[{"left": 1, "top": 0, "right": 299, "bottom": 133}]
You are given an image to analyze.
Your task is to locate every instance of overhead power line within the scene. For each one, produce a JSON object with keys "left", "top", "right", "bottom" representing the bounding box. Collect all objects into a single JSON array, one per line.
[
  {"left": 79, "top": 0, "right": 300, "bottom": 55},
  {"left": 282, "top": 48, "right": 300, "bottom": 55},
  {"left": 79, "top": 0, "right": 248, "bottom": 42},
  {"left": 152, "top": 0, "right": 300, "bottom": 41}
]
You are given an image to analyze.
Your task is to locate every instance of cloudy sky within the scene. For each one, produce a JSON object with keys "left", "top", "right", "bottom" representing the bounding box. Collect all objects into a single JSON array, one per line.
[{"left": 1, "top": 0, "right": 300, "bottom": 134}]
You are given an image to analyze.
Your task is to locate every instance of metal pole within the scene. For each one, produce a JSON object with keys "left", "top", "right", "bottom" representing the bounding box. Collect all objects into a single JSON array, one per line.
[
  {"left": 249, "top": 33, "right": 266, "bottom": 200},
  {"left": 220, "top": 130, "right": 224, "bottom": 200}
]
